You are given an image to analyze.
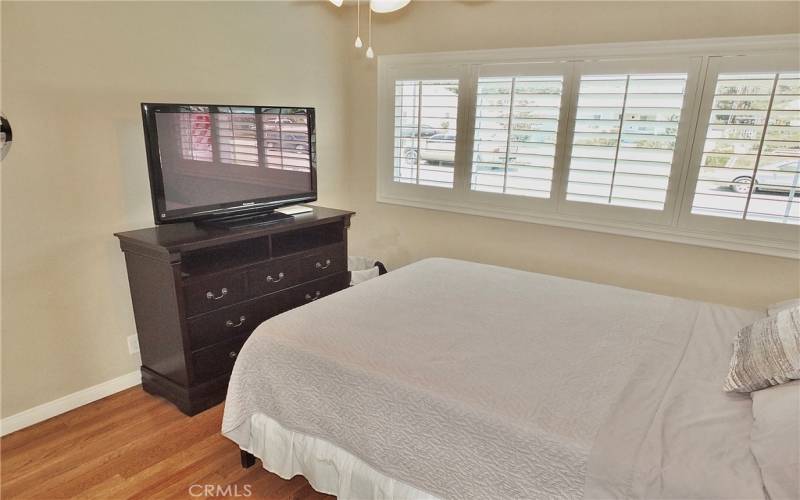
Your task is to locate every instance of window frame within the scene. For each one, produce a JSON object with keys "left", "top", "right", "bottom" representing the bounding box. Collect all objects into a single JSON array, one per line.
[
  {"left": 377, "top": 62, "right": 472, "bottom": 207},
  {"left": 392, "top": 78, "right": 461, "bottom": 188},
  {"left": 557, "top": 57, "right": 703, "bottom": 225},
  {"left": 464, "top": 61, "right": 574, "bottom": 214},
  {"left": 376, "top": 35, "right": 800, "bottom": 258},
  {"left": 678, "top": 52, "right": 800, "bottom": 242}
]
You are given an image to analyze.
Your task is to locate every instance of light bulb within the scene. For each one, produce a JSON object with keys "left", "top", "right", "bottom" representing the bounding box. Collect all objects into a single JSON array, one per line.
[
  {"left": 366, "top": 46, "right": 374, "bottom": 59},
  {"left": 329, "top": 0, "right": 344, "bottom": 6},
  {"left": 355, "top": 36, "right": 363, "bottom": 48},
  {"left": 370, "top": 0, "right": 410, "bottom": 13}
]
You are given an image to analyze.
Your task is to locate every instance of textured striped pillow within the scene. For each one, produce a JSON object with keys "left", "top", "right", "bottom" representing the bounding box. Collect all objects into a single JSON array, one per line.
[{"left": 724, "top": 307, "right": 800, "bottom": 393}]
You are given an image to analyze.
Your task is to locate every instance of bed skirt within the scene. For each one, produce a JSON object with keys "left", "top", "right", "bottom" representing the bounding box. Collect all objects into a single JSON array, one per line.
[{"left": 244, "top": 413, "right": 439, "bottom": 500}]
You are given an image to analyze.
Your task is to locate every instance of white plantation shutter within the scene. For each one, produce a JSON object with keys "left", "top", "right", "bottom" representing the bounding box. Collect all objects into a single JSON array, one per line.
[
  {"left": 393, "top": 79, "right": 460, "bottom": 188},
  {"left": 565, "top": 72, "right": 689, "bottom": 211},
  {"left": 690, "top": 71, "right": 799, "bottom": 225},
  {"left": 377, "top": 40, "right": 800, "bottom": 256},
  {"left": 215, "top": 107, "right": 260, "bottom": 167},
  {"left": 471, "top": 75, "right": 564, "bottom": 198}
]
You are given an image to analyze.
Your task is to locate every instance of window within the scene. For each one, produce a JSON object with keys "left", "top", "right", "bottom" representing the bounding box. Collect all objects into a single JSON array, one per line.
[
  {"left": 393, "top": 79, "right": 460, "bottom": 188},
  {"left": 566, "top": 73, "right": 688, "bottom": 210},
  {"left": 377, "top": 36, "right": 800, "bottom": 257},
  {"left": 690, "top": 71, "right": 799, "bottom": 224},
  {"left": 471, "top": 75, "right": 564, "bottom": 198}
]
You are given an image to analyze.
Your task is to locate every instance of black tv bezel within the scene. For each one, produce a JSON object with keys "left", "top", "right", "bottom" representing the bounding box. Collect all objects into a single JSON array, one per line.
[{"left": 141, "top": 102, "right": 318, "bottom": 225}]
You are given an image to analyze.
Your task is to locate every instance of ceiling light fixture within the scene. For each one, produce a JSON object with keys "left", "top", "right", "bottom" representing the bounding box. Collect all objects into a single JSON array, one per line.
[
  {"left": 369, "top": 0, "right": 410, "bottom": 13},
  {"left": 329, "top": 0, "right": 410, "bottom": 59}
]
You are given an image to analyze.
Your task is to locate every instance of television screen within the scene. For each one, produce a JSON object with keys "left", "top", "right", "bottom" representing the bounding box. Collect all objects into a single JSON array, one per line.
[{"left": 141, "top": 103, "right": 316, "bottom": 224}]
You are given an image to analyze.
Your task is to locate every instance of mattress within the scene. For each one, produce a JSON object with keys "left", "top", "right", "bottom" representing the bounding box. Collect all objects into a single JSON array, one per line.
[{"left": 222, "top": 258, "right": 765, "bottom": 499}]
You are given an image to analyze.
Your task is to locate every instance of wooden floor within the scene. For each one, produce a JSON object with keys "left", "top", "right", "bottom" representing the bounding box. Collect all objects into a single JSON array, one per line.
[{"left": 1, "top": 387, "right": 333, "bottom": 499}]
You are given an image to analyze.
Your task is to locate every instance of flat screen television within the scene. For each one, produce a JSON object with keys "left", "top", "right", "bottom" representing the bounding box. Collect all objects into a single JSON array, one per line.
[{"left": 141, "top": 103, "right": 317, "bottom": 225}]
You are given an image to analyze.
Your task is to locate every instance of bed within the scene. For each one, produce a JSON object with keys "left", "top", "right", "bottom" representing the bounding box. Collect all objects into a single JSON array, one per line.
[{"left": 222, "top": 258, "right": 768, "bottom": 499}]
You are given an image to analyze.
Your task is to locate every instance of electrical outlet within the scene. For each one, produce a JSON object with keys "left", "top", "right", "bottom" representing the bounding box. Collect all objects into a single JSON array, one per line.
[{"left": 127, "top": 335, "right": 140, "bottom": 354}]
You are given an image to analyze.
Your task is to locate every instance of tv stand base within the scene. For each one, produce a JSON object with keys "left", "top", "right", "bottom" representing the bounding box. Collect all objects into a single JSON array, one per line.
[{"left": 197, "top": 211, "right": 293, "bottom": 230}]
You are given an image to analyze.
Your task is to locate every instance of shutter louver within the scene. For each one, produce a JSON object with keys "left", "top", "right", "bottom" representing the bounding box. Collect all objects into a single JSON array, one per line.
[
  {"left": 393, "top": 79, "right": 460, "bottom": 188},
  {"left": 566, "top": 73, "right": 688, "bottom": 210},
  {"left": 471, "top": 75, "right": 563, "bottom": 198},
  {"left": 690, "top": 72, "right": 800, "bottom": 224}
]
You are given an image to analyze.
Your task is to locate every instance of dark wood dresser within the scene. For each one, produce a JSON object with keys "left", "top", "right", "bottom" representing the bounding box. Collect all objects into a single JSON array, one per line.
[{"left": 114, "top": 206, "right": 354, "bottom": 415}]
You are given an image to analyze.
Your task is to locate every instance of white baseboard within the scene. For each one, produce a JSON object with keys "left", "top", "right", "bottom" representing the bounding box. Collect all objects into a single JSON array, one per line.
[{"left": 1, "top": 370, "right": 142, "bottom": 436}]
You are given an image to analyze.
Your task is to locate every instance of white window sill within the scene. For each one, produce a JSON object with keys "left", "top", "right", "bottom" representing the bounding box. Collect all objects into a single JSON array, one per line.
[{"left": 376, "top": 192, "right": 800, "bottom": 259}]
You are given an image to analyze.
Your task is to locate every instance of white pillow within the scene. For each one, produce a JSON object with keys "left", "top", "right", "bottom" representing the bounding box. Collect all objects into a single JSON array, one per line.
[
  {"left": 768, "top": 298, "right": 800, "bottom": 316},
  {"left": 723, "top": 306, "right": 800, "bottom": 392},
  {"left": 750, "top": 380, "right": 800, "bottom": 500}
]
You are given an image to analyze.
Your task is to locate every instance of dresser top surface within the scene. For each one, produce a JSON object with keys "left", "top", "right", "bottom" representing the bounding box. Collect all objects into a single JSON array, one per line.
[{"left": 115, "top": 206, "right": 354, "bottom": 255}]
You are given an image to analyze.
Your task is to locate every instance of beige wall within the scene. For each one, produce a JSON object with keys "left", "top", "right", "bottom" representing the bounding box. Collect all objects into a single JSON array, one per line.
[
  {"left": 0, "top": 1, "right": 350, "bottom": 417},
  {"left": 344, "top": 1, "right": 800, "bottom": 311},
  {"left": 1, "top": 1, "right": 799, "bottom": 419}
]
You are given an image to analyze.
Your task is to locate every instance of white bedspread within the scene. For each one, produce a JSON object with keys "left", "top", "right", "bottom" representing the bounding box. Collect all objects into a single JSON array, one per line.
[
  {"left": 584, "top": 288, "right": 765, "bottom": 499},
  {"left": 222, "top": 258, "right": 764, "bottom": 499}
]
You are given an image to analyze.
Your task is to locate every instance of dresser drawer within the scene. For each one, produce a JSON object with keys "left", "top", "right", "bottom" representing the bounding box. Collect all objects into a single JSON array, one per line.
[
  {"left": 187, "top": 295, "right": 276, "bottom": 350},
  {"left": 184, "top": 273, "right": 246, "bottom": 317},
  {"left": 303, "top": 243, "right": 347, "bottom": 280},
  {"left": 271, "top": 272, "right": 350, "bottom": 314},
  {"left": 246, "top": 255, "right": 305, "bottom": 298},
  {"left": 191, "top": 335, "right": 248, "bottom": 382}
]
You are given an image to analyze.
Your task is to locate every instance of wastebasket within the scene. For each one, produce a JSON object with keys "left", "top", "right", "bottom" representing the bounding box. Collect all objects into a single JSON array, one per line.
[{"left": 348, "top": 256, "right": 387, "bottom": 286}]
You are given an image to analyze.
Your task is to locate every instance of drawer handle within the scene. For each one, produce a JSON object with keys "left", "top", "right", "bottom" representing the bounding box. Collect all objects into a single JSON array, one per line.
[
  {"left": 315, "top": 259, "right": 331, "bottom": 270},
  {"left": 266, "top": 272, "right": 285, "bottom": 283},
  {"left": 206, "top": 288, "right": 228, "bottom": 301},
  {"left": 305, "top": 291, "right": 321, "bottom": 301},
  {"left": 229, "top": 351, "right": 238, "bottom": 359},
  {"left": 225, "top": 315, "right": 246, "bottom": 328}
]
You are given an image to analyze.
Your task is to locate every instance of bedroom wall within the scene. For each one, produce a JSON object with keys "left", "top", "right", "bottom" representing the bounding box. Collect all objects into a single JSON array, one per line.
[
  {"left": 1, "top": 0, "right": 798, "bottom": 422},
  {"left": 0, "top": 1, "right": 350, "bottom": 418},
  {"left": 343, "top": 0, "right": 800, "bottom": 311}
]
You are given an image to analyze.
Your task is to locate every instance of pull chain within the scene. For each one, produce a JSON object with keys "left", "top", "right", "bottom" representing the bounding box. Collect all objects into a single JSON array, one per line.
[
  {"left": 354, "top": 0, "right": 363, "bottom": 48},
  {"left": 366, "top": 6, "right": 374, "bottom": 59}
]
